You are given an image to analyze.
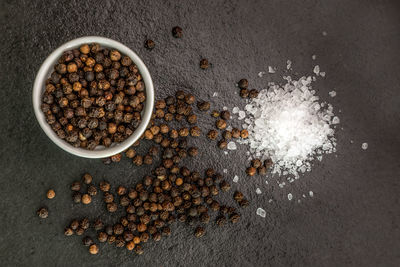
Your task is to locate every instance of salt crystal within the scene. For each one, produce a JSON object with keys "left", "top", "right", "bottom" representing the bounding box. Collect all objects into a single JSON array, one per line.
[
  {"left": 268, "top": 66, "right": 275, "bottom": 73},
  {"left": 362, "top": 143, "right": 368, "bottom": 150},
  {"left": 233, "top": 175, "right": 239, "bottom": 183},
  {"left": 256, "top": 188, "right": 262, "bottom": 194},
  {"left": 320, "top": 72, "right": 326, "bottom": 77},
  {"left": 224, "top": 151, "right": 228, "bottom": 155},
  {"left": 302, "top": 194, "right": 306, "bottom": 198},
  {"left": 322, "top": 31, "right": 327, "bottom": 36},
  {"left": 223, "top": 169, "right": 228, "bottom": 174},
  {"left": 256, "top": 208, "right": 266, "bottom": 218},
  {"left": 238, "top": 111, "right": 246, "bottom": 120},
  {"left": 268, "top": 199, "right": 273, "bottom": 203},
  {"left": 223, "top": 106, "right": 227, "bottom": 111},
  {"left": 332, "top": 116, "right": 340, "bottom": 124},
  {"left": 232, "top": 107, "right": 239, "bottom": 114},
  {"left": 329, "top": 91, "right": 336, "bottom": 97},
  {"left": 350, "top": 140, "right": 354, "bottom": 144},
  {"left": 258, "top": 71, "right": 266, "bottom": 77},
  {"left": 312, "top": 55, "right": 317, "bottom": 60},
  {"left": 287, "top": 193, "right": 293, "bottom": 201},
  {"left": 313, "top": 65, "right": 320, "bottom": 75},
  {"left": 227, "top": 141, "right": 237, "bottom": 150},
  {"left": 286, "top": 60, "right": 292, "bottom": 70},
  {"left": 265, "top": 180, "right": 268, "bottom": 184},
  {"left": 309, "top": 191, "right": 314, "bottom": 197}
]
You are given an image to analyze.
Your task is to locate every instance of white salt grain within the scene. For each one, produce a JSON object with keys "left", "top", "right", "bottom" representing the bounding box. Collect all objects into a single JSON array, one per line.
[
  {"left": 212, "top": 92, "right": 218, "bottom": 97},
  {"left": 329, "top": 91, "right": 336, "bottom": 97},
  {"left": 238, "top": 111, "right": 246, "bottom": 120},
  {"left": 232, "top": 107, "right": 239, "bottom": 114},
  {"left": 312, "top": 55, "right": 317, "bottom": 60},
  {"left": 223, "top": 169, "right": 228, "bottom": 174},
  {"left": 313, "top": 65, "right": 320, "bottom": 75},
  {"left": 288, "top": 193, "right": 293, "bottom": 201},
  {"left": 227, "top": 141, "right": 237, "bottom": 150},
  {"left": 362, "top": 143, "right": 368, "bottom": 150},
  {"left": 322, "top": 31, "right": 327, "bottom": 36},
  {"left": 268, "top": 66, "right": 275, "bottom": 73},
  {"left": 286, "top": 60, "right": 292, "bottom": 70},
  {"left": 223, "top": 106, "right": 228, "bottom": 111},
  {"left": 320, "top": 72, "right": 326, "bottom": 77},
  {"left": 258, "top": 71, "right": 266, "bottom": 77},
  {"left": 309, "top": 191, "right": 314, "bottom": 197},
  {"left": 256, "top": 188, "right": 262, "bottom": 194},
  {"left": 233, "top": 175, "right": 239, "bottom": 183},
  {"left": 224, "top": 151, "right": 228, "bottom": 155},
  {"left": 256, "top": 208, "right": 266, "bottom": 218}
]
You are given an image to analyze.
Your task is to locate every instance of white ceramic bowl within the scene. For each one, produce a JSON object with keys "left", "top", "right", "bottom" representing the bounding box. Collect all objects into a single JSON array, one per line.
[{"left": 32, "top": 36, "right": 154, "bottom": 158}]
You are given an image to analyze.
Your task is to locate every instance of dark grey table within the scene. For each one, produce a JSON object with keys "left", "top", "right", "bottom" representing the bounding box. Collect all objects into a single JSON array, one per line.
[{"left": 1, "top": 0, "right": 399, "bottom": 266}]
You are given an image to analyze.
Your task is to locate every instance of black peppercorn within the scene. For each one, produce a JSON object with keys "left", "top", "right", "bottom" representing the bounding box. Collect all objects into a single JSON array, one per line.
[
  {"left": 37, "top": 207, "right": 48, "bottom": 219},
  {"left": 144, "top": 39, "right": 155, "bottom": 50},
  {"left": 83, "top": 236, "right": 94, "bottom": 246},
  {"left": 172, "top": 26, "right": 183, "bottom": 38},
  {"left": 197, "top": 101, "right": 210, "bottom": 111},
  {"left": 200, "top": 59, "right": 209, "bottom": 69},
  {"left": 238, "top": 79, "right": 248, "bottom": 89},
  {"left": 194, "top": 226, "right": 205, "bottom": 238}
]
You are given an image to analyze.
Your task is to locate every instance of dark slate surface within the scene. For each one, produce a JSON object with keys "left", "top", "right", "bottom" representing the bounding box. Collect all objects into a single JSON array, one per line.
[{"left": 1, "top": 0, "right": 399, "bottom": 266}]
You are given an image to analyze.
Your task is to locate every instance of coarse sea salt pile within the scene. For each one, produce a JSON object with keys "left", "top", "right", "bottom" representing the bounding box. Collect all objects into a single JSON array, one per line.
[{"left": 239, "top": 75, "right": 338, "bottom": 178}]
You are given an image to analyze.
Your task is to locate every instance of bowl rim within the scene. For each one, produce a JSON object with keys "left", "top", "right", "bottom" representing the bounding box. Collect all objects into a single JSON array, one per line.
[{"left": 32, "top": 36, "right": 154, "bottom": 158}]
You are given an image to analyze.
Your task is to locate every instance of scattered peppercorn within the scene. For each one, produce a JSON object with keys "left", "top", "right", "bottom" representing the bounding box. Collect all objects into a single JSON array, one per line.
[
  {"left": 144, "top": 39, "right": 155, "bottom": 50},
  {"left": 82, "top": 173, "right": 92, "bottom": 184},
  {"left": 194, "top": 226, "right": 205, "bottom": 238},
  {"left": 220, "top": 111, "right": 230, "bottom": 120},
  {"left": 207, "top": 130, "right": 218, "bottom": 140},
  {"left": 46, "top": 189, "right": 56, "bottom": 199},
  {"left": 197, "top": 101, "right": 210, "bottom": 111},
  {"left": 238, "top": 79, "right": 248, "bottom": 89},
  {"left": 246, "top": 167, "right": 257, "bottom": 176},
  {"left": 37, "top": 207, "right": 48, "bottom": 219},
  {"left": 172, "top": 26, "right": 183, "bottom": 38},
  {"left": 251, "top": 159, "right": 262, "bottom": 168},
  {"left": 81, "top": 194, "right": 92, "bottom": 205},
  {"left": 89, "top": 244, "right": 99, "bottom": 255},
  {"left": 200, "top": 59, "right": 209, "bottom": 69}
]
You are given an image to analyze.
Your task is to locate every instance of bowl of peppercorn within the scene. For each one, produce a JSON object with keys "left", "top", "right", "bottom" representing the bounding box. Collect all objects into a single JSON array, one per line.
[{"left": 33, "top": 36, "right": 154, "bottom": 158}]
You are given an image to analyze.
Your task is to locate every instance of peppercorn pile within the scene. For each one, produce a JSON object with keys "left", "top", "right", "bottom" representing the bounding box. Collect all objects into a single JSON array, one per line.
[
  {"left": 40, "top": 43, "right": 146, "bottom": 150},
  {"left": 38, "top": 89, "right": 249, "bottom": 255}
]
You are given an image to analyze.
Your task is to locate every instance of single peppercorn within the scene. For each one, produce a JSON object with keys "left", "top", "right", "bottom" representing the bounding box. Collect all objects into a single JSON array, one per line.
[
  {"left": 88, "top": 185, "right": 97, "bottom": 196},
  {"left": 83, "top": 236, "right": 94, "bottom": 246},
  {"left": 89, "top": 244, "right": 99, "bottom": 255},
  {"left": 37, "top": 207, "right": 48, "bottom": 219},
  {"left": 240, "top": 129, "right": 249, "bottom": 138},
  {"left": 239, "top": 88, "right": 249, "bottom": 98},
  {"left": 220, "top": 180, "right": 231, "bottom": 191},
  {"left": 197, "top": 101, "right": 210, "bottom": 111},
  {"left": 200, "top": 58, "right": 209, "bottom": 69},
  {"left": 231, "top": 128, "right": 240, "bottom": 138},
  {"left": 238, "top": 79, "right": 248, "bottom": 89},
  {"left": 172, "top": 26, "right": 183, "bottom": 38},
  {"left": 207, "top": 130, "right": 218, "bottom": 140},
  {"left": 81, "top": 194, "right": 92, "bottom": 204},
  {"left": 246, "top": 167, "right": 257, "bottom": 176},
  {"left": 46, "top": 189, "right": 56, "bottom": 199},
  {"left": 216, "top": 215, "right": 227, "bottom": 226},
  {"left": 249, "top": 89, "right": 259, "bottom": 98},
  {"left": 233, "top": 191, "right": 244, "bottom": 202},
  {"left": 194, "top": 226, "right": 205, "bottom": 238},
  {"left": 73, "top": 192, "right": 82, "bottom": 203},
  {"left": 144, "top": 39, "right": 155, "bottom": 50},
  {"left": 229, "top": 212, "right": 241, "bottom": 223},
  {"left": 64, "top": 227, "right": 74, "bottom": 236},
  {"left": 218, "top": 139, "right": 227, "bottom": 149},
  {"left": 220, "top": 111, "right": 230, "bottom": 120},
  {"left": 71, "top": 181, "right": 81, "bottom": 191},
  {"left": 238, "top": 199, "right": 249, "bottom": 207},
  {"left": 264, "top": 158, "right": 273, "bottom": 169},
  {"left": 251, "top": 159, "right": 262, "bottom": 168},
  {"left": 99, "top": 181, "right": 111, "bottom": 192},
  {"left": 82, "top": 173, "right": 92, "bottom": 184},
  {"left": 216, "top": 119, "right": 227, "bottom": 130},
  {"left": 258, "top": 166, "right": 267, "bottom": 175}
]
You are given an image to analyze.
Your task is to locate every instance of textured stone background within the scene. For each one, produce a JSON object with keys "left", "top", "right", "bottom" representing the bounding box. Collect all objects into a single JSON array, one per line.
[{"left": 0, "top": 0, "right": 399, "bottom": 266}]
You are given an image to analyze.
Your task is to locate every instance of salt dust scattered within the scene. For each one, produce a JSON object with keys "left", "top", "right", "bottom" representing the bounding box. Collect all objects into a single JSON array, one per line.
[
  {"left": 258, "top": 71, "right": 266, "bottom": 77},
  {"left": 329, "top": 91, "right": 336, "bottom": 97},
  {"left": 286, "top": 60, "right": 292, "bottom": 70}
]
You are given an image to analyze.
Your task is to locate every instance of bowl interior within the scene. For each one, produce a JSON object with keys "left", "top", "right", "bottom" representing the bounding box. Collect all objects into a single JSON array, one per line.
[{"left": 33, "top": 36, "right": 154, "bottom": 158}]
